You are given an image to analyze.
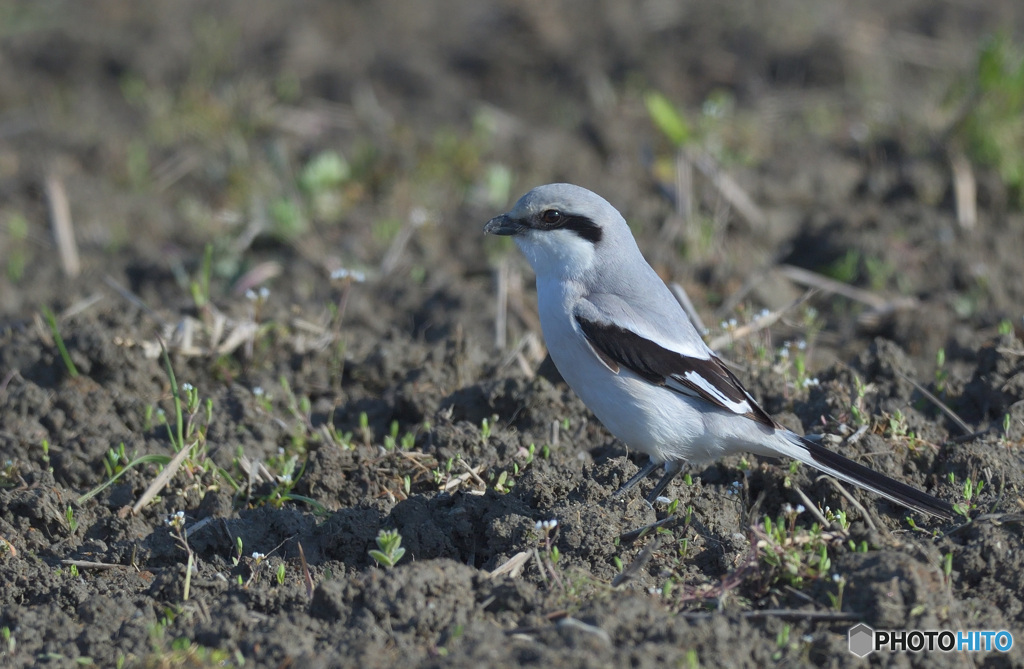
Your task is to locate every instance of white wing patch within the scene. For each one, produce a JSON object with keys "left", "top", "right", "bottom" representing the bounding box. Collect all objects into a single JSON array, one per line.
[
  {"left": 669, "top": 372, "right": 753, "bottom": 415},
  {"left": 574, "top": 308, "right": 779, "bottom": 428}
]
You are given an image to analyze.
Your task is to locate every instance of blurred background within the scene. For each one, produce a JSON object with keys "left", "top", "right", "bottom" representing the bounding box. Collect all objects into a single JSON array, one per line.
[{"left": 1, "top": 0, "right": 1023, "bottom": 361}]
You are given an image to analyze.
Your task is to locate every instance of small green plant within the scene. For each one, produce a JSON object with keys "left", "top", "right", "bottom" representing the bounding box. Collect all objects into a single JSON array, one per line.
[
  {"left": 773, "top": 623, "right": 792, "bottom": 660},
  {"left": 849, "top": 374, "right": 869, "bottom": 427},
  {"left": 846, "top": 538, "right": 870, "bottom": 553},
  {"left": 245, "top": 552, "right": 267, "bottom": 587},
  {"left": 41, "top": 305, "right": 79, "bottom": 378},
  {"left": 825, "top": 250, "right": 860, "bottom": 284},
  {"left": 533, "top": 519, "right": 564, "bottom": 591},
  {"left": 827, "top": 573, "right": 847, "bottom": 611},
  {"left": 934, "top": 348, "right": 948, "bottom": 395},
  {"left": 189, "top": 243, "right": 214, "bottom": 309},
  {"left": 432, "top": 455, "right": 457, "bottom": 488},
  {"left": 864, "top": 255, "right": 895, "bottom": 292},
  {"left": 963, "top": 476, "right": 984, "bottom": 503},
  {"left": 166, "top": 511, "right": 194, "bottom": 601},
  {"left": 103, "top": 442, "right": 132, "bottom": 480},
  {"left": 646, "top": 91, "right": 692, "bottom": 147},
  {"left": 887, "top": 409, "right": 909, "bottom": 438},
  {"left": 956, "top": 35, "right": 1024, "bottom": 208},
  {"left": 480, "top": 417, "right": 492, "bottom": 444},
  {"left": 383, "top": 420, "right": 400, "bottom": 450},
  {"left": 40, "top": 439, "right": 52, "bottom": 473},
  {"left": 491, "top": 469, "right": 513, "bottom": 493},
  {"left": 276, "top": 562, "right": 286, "bottom": 585},
  {"left": 299, "top": 150, "right": 350, "bottom": 222},
  {"left": 231, "top": 537, "right": 244, "bottom": 567},
  {"left": 539, "top": 520, "right": 559, "bottom": 566},
  {"left": 5, "top": 212, "right": 29, "bottom": 281},
  {"left": 252, "top": 386, "right": 272, "bottom": 412},
  {"left": 270, "top": 196, "right": 308, "bottom": 239},
  {"left": 256, "top": 448, "right": 324, "bottom": 514},
  {"left": 821, "top": 505, "right": 850, "bottom": 531},
  {"left": 758, "top": 504, "right": 834, "bottom": 589},
  {"left": 65, "top": 505, "right": 78, "bottom": 533},
  {"left": 952, "top": 477, "right": 986, "bottom": 518},
  {"left": 369, "top": 529, "right": 406, "bottom": 568},
  {"left": 358, "top": 411, "right": 371, "bottom": 447},
  {"left": 942, "top": 552, "right": 954, "bottom": 585}
]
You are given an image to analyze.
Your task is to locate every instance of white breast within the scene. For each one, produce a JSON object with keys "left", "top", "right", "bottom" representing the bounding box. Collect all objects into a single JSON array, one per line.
[{"left": 534, "top": 278, "right": 730, "bottom": 464}]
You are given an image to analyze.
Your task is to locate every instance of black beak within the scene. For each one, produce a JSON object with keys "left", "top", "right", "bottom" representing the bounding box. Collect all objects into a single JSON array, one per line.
[{"left": 484, "top": 214, "right": 521, "bottom": 236}]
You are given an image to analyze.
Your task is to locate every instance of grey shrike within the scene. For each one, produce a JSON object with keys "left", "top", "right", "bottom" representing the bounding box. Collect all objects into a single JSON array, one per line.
[{"left": 485, "top": 183, "right": 952, "bottom": 519}]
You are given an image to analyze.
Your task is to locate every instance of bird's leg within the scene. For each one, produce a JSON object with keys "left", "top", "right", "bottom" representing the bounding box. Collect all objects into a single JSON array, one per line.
[
  {"left": 612, "top": 457, "right": 662, "bottom": 497},
  {"left": 645, "top": 460, "right": 684, "bottom": 503}
]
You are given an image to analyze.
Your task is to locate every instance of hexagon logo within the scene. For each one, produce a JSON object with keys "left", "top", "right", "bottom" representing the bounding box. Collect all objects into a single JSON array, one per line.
[{"left": 848, "top": 623, "right": 875, "bottom": 657}]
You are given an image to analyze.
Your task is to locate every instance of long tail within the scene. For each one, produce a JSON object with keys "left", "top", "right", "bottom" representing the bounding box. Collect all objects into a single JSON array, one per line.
[{"left": 771, "top": 432, "right": 953, "bottom": 519}]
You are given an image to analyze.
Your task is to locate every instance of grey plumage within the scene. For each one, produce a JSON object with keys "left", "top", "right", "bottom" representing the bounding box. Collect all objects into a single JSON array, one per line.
[{"left": 486, "top": 183, "right": 952, "bottom": 519}]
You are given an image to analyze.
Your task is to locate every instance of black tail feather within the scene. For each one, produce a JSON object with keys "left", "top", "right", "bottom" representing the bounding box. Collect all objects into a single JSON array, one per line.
[{"left": 798, "top": 436, "right": 953, "bottom": 519}]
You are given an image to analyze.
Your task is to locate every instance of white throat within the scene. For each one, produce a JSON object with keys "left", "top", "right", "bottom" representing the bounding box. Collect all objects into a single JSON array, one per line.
[{"left": 515, "top": 228, "right": 596, "bottom": 282}]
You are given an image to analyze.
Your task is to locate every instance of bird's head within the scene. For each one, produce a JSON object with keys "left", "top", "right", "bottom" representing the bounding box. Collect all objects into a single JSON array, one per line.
[{"left": 484, "top": 183, "right": 632, "bottom": 281}]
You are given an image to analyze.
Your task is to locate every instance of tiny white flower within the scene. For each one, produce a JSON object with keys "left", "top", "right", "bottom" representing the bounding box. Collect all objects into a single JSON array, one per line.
[
  {"left": 253, "top": 387, "right": 264, "bottom": 396},
  {"left": 409, "top": 207, "right": 429, "bottom": 227},
  {"left": 534, "top": 520, "right": 544, "bottom": 531},
  {"left": 331, "top": 268, "right": 367, "bottom": 283},
  {"left": 245, "top": 289, "right": 257, "bottom": 301},
  {"left": 782, "top": 503, "right": 793, "bottom": 514},
  {"left": 181, "top": 383, "right": 193, "bottom": 391},
  {"left": 252, "top": 552, "right": 265, "bottom": 560},
  {"left": 795, "top": 504, "right": 806, "bottom": 513}
]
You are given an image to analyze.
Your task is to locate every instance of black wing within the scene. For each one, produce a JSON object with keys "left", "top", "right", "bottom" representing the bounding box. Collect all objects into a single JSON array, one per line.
[{"left": 575, "top": 314, "right": 778, "bottom": 429}]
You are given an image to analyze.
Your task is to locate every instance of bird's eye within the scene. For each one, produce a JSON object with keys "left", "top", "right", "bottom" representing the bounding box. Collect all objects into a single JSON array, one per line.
[{"left": 540, "top": 209, "right": 562, "bottom": 224}]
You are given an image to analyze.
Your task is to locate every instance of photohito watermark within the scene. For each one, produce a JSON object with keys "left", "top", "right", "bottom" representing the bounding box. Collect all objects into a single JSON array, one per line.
[{"left": 848, "top": 623, "right": 1014, "bottom": 657}]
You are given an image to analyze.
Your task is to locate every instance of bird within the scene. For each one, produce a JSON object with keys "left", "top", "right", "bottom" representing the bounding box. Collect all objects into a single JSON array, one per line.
[{"left": 484, "top": 183, "right": 953, "bottom": 519}]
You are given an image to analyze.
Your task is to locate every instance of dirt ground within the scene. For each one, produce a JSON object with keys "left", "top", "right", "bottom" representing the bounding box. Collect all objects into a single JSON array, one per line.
[{"left": 1, "top": 1, "right": 1023, "bottom": 667}]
